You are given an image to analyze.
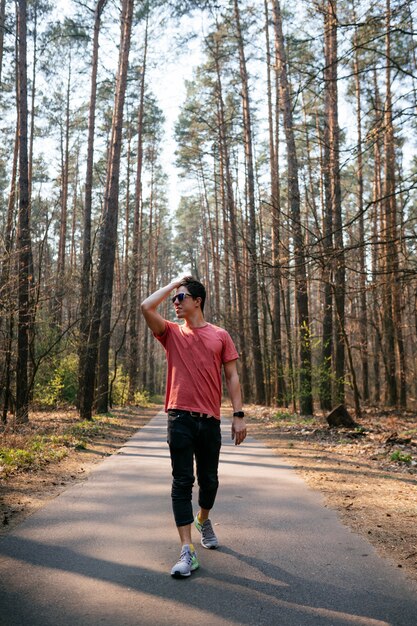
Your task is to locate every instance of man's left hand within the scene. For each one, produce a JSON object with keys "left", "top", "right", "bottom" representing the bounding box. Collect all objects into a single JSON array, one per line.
[{"left": 231, "top": 418, "right": 247, "bottom": 446}]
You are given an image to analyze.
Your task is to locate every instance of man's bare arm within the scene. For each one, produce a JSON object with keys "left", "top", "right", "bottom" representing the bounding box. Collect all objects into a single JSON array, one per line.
[
  {"left": 224, "top": 359, "right": 247, "bottom": 446},
  {"left": 141, "top": 279, "right": 182, "bottom": 335}
]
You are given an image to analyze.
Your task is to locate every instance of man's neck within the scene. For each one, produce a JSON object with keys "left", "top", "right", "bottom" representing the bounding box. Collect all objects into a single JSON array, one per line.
[{"left": 184, "top": 311, "right": 207, "bottom": 329}]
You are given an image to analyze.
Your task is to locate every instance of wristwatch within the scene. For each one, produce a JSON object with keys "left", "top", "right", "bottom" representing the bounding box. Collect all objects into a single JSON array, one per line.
[{"left": 233, "top": 411, "right": 245, "bottom": 418}]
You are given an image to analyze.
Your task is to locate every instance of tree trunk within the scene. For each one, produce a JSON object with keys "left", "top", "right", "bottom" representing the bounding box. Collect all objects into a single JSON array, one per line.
[
  {"left": 0, "top": 0, "right": 5, "bottom": 85},
  {"left": 0, "top": 122, "right": 18, "bottom": 423},
  {"left": 233, "top": 0, "right": 265, "bottom": 404},
  {"left": 16, "top": 0, "right": 31, "bottom": 423},
  {"left": 128, "top": 13, "right": 148, "bottom": 401},
  {"left": 353, "top": 13, "right": 369, "bottom": 403},
  {"left": 371, "top": 66, "right": 382, "bottom": 404},
  {"left": 265, "top": 0, "right": 285, "bottom": 405},
  {"left": 324, "top": 0, "right": 345, "bottom": 405},
  {"left": 319, "top": 8, "right": 333, "bottom": 411},
  {"left": 382, "top": 0, "right": 397, "bottom": 406},
  {"left": 78, "top": 0, "right": 107, "bottom": 411},
  {"left": 214, "top": 39, "right": 250, "bottom": 401},
  {"left": 271, "top": 0, "right": 313, "bottom": 414},
  {"left": 384, "top": 0, "right": 405, "bottom": 406},
  {"left": 80, "top": 0, "right": 133, "bottom": 420},
  {"left": 55, "top": 58, "right": 71, "bottom": 328}
]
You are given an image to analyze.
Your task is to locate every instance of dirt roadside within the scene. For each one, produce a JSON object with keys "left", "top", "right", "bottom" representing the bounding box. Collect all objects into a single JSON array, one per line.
[
  {"left": 1, "top": 404, "right": 416, "bottom": 585},
  {"left": 243, "top": 405, "right": 417, "bottom": 585}
]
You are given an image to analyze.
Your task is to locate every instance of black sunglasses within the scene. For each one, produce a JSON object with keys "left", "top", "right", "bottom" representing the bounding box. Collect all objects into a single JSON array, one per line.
[{"left": 171, "top": 293, "right": 192, "bottom": 304}]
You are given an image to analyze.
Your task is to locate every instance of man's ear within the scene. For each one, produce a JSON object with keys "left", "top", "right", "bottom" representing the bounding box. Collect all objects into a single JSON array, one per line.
[{"left": 195, "top": 296, "right": 202, "bottom": 308}]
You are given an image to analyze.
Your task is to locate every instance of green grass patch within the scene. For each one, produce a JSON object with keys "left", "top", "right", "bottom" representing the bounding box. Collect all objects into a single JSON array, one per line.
[
  {"left": 390, "top": 450, "right": 412, "bottom": 465},
  {"left": 0, "top": 416, "right": 118, "bottom": 476},
  {"left": 67, "top": 419, "right": 103, "bottom": 438},
  {"left": 272, "top": 410, "right": 314, "bottom": 425},
  {"left": 402, "top": 428, "right": 417, "bottom": 437},
  {"left": 0, "top": 439, "right": 69, "bottom": 475}
]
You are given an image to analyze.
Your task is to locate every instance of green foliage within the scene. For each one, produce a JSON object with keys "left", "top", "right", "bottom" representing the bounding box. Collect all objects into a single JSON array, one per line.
[
  {"left": 0, "top": 417, "right": 119, "bottom": 476},
  {"left": 111, "top": 368, "right": 130, "bottom": 406},
  {"left": 390, "top": 450, "right": 412, "bottom": 465},
  {"left": 34, "top": 354, "right": 79, "bottom": 407},
  {"left": 66, "top": 420, "right": 102, "bottom": 439},
  {"left": 133, "top": 389, "right": 152, "bottom": 407},
  {"left": 0, "top": 438, "right": 68, "bottom": 475},
  {"left": 273, "top": 410, "right": 299, "bottom": 421},
  {"left": 272, "top": 410, "right": 314, "bottom": 425}
]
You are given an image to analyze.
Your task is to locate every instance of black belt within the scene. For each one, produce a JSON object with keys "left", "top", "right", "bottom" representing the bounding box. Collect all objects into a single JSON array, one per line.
[{"left": 180, "top": 410, "right": 213, "bottom": 419}]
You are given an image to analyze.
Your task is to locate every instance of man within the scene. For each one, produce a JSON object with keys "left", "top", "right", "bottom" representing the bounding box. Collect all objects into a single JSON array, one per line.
[{"left": 141, "top": 276, "right": 246, "bottom": 578}]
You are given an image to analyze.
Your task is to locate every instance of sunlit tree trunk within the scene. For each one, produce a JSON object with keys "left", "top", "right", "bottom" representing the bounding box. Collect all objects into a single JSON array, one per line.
[
  {"left": 0, "top": 0, "right": 5, "bottom": 84},
  {"left": 80, "top": 0, "right": 133, "bottom": 419},
  {"left": 214, "top": 38, "right": 250, "bottom": 401},
  {"left": 320, "top": 11, "right": 333, "bottom": 411},
  {"left": 128, "top": 13, "right": 147, "bottom": 401},
  {"left": 55, "top": 58, "right": 71, "bottom": 327},
  {"left": 271, "top": 0, "right": 313, "bottom": 414},
  {"left": 324, "top": 0, "right": 345, "bottom": 405},
  {"left": 384, "top": 0, "right": 405, "bottom": 406},
  {"left": 382, "top": 0, "right": 399, "bottom": 406},
  {"left": 265, "top": 0, "right": 285, "bottom": 405},
  {"left": 0, "top": 122, "right": 18, "bottom": 422},
  {"left": 16, "top": 0, "right": 30, "bottom": 423},
  {"left": 233, "top": 0, "right": 265, "bottom": 404},
  {"left": 78, "top": 0, "right": 107, "bottom": 412},
  {"left": 353, "top": 12, "right": 369, "bottom": 402}
]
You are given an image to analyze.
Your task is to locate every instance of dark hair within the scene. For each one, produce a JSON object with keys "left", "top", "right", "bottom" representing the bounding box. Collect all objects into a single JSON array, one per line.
[{"left": 180, "top": 276, "right": 206, "bottom": 313}]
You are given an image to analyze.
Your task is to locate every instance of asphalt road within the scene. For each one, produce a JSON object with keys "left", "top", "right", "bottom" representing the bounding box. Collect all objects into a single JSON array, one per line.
[{"left": 0, "top": 410, "right": 416, "bottom": 626}]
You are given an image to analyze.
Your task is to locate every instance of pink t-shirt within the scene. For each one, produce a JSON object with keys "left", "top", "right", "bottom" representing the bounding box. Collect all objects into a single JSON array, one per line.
[{"left": 155, "top": 321, "right": 239, "bottom": 419}]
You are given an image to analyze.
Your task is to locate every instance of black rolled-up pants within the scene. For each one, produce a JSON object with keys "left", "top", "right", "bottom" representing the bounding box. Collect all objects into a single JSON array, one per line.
[{"left": 167, "top": 409, "right": 222, "bottom": 527}]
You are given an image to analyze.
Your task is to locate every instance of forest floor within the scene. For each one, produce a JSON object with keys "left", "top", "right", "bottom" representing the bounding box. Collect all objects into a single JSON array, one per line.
[{"left": 1, "top": 403, "right": 416, "bottom": 585}]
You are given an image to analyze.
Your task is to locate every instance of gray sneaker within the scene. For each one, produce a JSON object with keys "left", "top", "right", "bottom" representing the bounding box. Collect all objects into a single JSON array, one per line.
[
  {"left": 171, "top": 544, "right": 199, "bottom": 578},
  {"left": 194, "top": 514, "right": 219, "bottom": 549}
]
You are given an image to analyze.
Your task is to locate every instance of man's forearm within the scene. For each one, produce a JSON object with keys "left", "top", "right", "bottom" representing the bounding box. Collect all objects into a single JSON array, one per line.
[
  {"left": 141, "top": 280, "right": 180, "bottom": 311},
  {"left": 226, "top": 372, "right": 242, "bottom": 412}
]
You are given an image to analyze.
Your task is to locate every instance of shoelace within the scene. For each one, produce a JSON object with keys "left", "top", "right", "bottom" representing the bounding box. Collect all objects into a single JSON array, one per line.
[
  {"left": 202, "top": 520, "right": 216, "bottom": 541},
  {"left": 179, "top": 548, "right": 192, "bottom": 564}
]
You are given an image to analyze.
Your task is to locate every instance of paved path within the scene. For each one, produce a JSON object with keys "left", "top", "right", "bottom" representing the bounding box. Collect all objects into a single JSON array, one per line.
[{"left": 0, "top": 411, "right": 416, "bottom": 626}]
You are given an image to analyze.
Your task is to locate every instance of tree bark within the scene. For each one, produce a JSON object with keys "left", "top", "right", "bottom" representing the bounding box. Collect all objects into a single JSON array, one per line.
[
  {"left": 213, "top": 34, "right": 250, "bottom": 401},
  {"left": 233, "top": 0, "right": 265, "bottom": 404},
  {"left": 0, "top": 0, "right": 5, "bottom": 85},
  {"left": 324, "top": 0, "right": 345, "bottom": 405},
  {"left": 128, "top": 13, "right": 148, "bottom": 401},
  {"left": 271, "top": 0, "right": 313, "bottom": 414},
  {"left": 0, "top": 123, "right": 18, "bottom": 423},
  {"left": 353, "top": 11, "right": 369, "bottom": 403},
  {"left": 55, "top": 58, "right": 71, "bottom": 328},
  {"left": 380, "top": 0, "right": 397, "bottom": 406},
  {"left": 319, "top": 7, "right": 333, "bottom": 411},
  {"left": 264, "top": 0, "right": 285, "bottom": 405},
  {"left": 383, "top": 0, "right": 405, "bottom": 406},
  {"left": 16, "top": 0, "right": 31, "bottom": 423},
  {"left": 371, "top": 66, "right": 383, "bottom": 404},
  {"left": 78, "top": 0, "right": 107, "bottom": 412},
  {"left": 80, "top": 0, "right": 133, "bottom": 419}
]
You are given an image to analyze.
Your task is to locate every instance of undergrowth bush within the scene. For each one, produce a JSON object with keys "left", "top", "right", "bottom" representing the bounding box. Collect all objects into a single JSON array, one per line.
[
  {"left": 111, "top": 368, "right": 129, "bottom": 406},
  {"left": 34, "top": 354, "right": 78, "bottom": 407},
  {"left": 0, "top": 417, "right": 111, "bottom": 476},
  {"left": 133, "top": 389, "right": 152, "bottom": 407},
  {"left": 390, "top": 450, "right": 412, "bottom": 465}
]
